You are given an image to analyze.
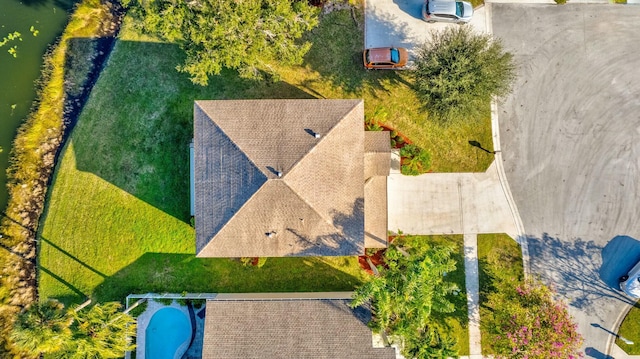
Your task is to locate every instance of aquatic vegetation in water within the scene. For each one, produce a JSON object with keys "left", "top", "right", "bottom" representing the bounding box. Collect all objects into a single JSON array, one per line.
[
  {"left": 8, "top": 46, "right": 17, "bottom": 58},
  {"left": 29, "top": 26, "right": 39, "bottom": 37},
  {"left": 0, "top": 31, "right": 23, "bottom": 57}
]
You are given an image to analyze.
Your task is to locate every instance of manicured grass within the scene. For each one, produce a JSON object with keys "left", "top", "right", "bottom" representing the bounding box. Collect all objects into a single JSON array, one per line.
[
  {"left": 616, "top": 304, "right": 640, "bottom": 354},
  {"left": 477, "top": 233, "right": 524, "bottom": 355},
  {"left": 39, "top": 5, "right": 491, "bottom": 308},
  {"left": 410, "top": 235, "right": 469, "bottom": 356},
  {"left": 275, "top": 6, "right": 493, "bottom": 173}
]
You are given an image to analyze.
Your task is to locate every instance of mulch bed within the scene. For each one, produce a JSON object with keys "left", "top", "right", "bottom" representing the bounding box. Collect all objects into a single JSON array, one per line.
[{"left": 358, "top": 236, "right": 402, "bottom": 274}]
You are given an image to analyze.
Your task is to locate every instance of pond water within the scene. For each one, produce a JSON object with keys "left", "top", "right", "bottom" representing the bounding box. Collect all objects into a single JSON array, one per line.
[{"left": 0, "top": 0, "right": 76, "bottom": 211}]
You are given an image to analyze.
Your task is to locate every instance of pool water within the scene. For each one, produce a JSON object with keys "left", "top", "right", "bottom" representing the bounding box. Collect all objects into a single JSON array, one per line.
[{"left": 145, "top": 307, "right": 192, "bottom": 359}]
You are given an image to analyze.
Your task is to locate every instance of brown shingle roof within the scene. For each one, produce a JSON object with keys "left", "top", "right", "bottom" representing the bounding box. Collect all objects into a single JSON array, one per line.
[
  {"left": 364, "top": 131, "right": 390, "bottom": 248},
  {"left": 194, "top": 99, "right": 366, "bottom": 257},
  {"left": 364, "top": 131, "right": 391, "bottom": 180},
  {"left": 365, "top": 176, "right": 389, "bottom": 248},
  {"left": 202, "top": 298, "right": 396, "bottom": 359}
]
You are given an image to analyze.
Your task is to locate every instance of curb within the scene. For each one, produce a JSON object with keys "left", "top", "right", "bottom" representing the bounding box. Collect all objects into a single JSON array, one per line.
[
  {"left": 485, "top": 3, "right": 530, "bottom": 277},
  {"left": 490, "top": 102, "right": 530, "bottom": 278},
  {"left": 605, "top": 302, "right": 636, "bottom": 358}
]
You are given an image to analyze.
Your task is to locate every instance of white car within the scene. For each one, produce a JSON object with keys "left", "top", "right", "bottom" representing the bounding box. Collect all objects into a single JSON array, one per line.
[
  {"left": 620, "top": 260, "right": 640, "bottom": 298},
  {"left": 422, "top": 0, "right": 473, "bottom": 24}
]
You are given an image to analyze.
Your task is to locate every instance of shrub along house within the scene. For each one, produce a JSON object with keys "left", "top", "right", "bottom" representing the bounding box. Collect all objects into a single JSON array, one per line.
[{"left": 191, "top": 99, "right": 390, "bottom": 257}]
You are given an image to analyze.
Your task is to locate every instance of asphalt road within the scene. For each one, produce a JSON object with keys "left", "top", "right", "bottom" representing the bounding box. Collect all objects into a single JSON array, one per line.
[{"left": 493, "top": 3, "right": 640, "bottom": 355}]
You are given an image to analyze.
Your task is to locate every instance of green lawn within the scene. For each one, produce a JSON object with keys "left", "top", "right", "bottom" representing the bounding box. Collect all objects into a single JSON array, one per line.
[
  {"left": 39, "top": 5, "right": 490, "bottom": 307},
  {"left": 616, "top": 303, "right": 640, "bottom": 354},
  {"left": 477, "top": 233, "right": 524, "bottom": 355}
]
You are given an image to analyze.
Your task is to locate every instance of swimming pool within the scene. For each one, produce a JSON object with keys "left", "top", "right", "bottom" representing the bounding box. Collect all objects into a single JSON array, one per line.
[{"left": 145, "top": 307, "right": 192, "bottom": 359}]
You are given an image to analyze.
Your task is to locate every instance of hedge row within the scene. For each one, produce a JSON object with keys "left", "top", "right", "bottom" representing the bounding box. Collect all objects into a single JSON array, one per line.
[{"left": 0, "top": 0, "right": 121, "bottom": 355}]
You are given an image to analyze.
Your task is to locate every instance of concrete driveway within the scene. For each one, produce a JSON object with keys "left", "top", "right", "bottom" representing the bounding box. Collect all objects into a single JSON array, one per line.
[
  {"left": 388, "top": 161, "right": 518, "bottom": 236},
  {"left": 364, "top": 0, "right": 487, "bottom": 56},
  {"left": 493, "top": 3, "right": 640, "bottom": 356}
]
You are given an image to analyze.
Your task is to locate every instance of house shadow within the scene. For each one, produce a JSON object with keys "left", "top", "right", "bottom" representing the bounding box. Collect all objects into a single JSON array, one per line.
[
  {"left": 83, "top": 252, "right": 362, "bottom": 303},
  {"left": 526, "top": 233, "right": 637, "bottom": 313},
  {"left": 69, "top": 40, "right": 316, "bottom": 222},
  {"left": 288, "top": 198, "right": 365, "bottom": 256}
]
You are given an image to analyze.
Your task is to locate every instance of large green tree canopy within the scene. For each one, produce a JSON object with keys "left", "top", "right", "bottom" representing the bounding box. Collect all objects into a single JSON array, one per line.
[
  {"left": 352, "top": 238, "right": 459, "bottom": 358},
  {"left": 123, "top": 0, "right": 319, "bottom": 85},
  {"left": 413, "top": 26, "right": 516, "bottom": 123}
]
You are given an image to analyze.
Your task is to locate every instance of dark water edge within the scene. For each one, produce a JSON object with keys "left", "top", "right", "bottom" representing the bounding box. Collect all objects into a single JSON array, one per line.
[{"left": 0, "top": 0, "right": 77, "bottom": 210}]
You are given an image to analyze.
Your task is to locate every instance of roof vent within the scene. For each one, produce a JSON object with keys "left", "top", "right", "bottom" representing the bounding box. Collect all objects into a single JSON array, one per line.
[
  {"left": 266, "top": 231, "right": 276, "bottom": 238},
  {"left": 276, "top": 171, "right": 283, "bottom": 178},
  {"left": 314, "top": 132, "right": 321, "bottom": 139}
]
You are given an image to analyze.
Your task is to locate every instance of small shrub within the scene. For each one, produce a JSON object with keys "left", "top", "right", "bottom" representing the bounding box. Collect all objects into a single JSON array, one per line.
[
  {"left": 240, "top": 257, "right": 253, "bottom": 266},
  {"left": 400, "top": 144, "right": 432, "bottom": 176},
  {"left": 256, "top": 257, "right": 268, "bottom": 268},
  {"left": 191, "top": 300, "right": 205, "bottom": 309},
  {"left": 156, "top": 298, "right": 173, "bottom": 305},
  {"left": 365, "top": 119, "right": 383, "bottom": 131},
  {"left": 554, "top": 0, "right": 567, "bottom": 4},
  {"left": 127, "top": 300, "right": 148, "bottom": 318}
]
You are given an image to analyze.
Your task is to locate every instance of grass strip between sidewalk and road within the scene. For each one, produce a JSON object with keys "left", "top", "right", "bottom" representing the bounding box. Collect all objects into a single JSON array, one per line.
[{"left": 477, "top": 233, "right": 524, "bottom": 355}]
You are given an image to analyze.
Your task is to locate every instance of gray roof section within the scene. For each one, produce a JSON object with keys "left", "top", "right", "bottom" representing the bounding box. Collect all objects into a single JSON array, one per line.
[
  {"left": 202, "top": 299, "right": 396, "bottom": 359},
  {"left": 194, "top": 99, "right": 365, "bottom": 257}
]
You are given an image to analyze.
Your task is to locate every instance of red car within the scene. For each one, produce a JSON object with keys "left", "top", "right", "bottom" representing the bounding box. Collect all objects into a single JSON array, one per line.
[{"left": 363, "top": 47, "right": 409, "bottom": 69}]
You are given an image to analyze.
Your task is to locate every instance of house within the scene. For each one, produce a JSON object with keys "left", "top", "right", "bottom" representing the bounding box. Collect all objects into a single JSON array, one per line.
[
  {"left": 192, "top": 99, "right": 390, "bottom": 258},
  {"left": 201, "top": 292, "right": 396, "bottom": 359}
]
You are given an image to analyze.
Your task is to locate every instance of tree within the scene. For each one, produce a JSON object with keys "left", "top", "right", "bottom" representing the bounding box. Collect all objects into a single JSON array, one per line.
[
  {"left": 351, "top": 238, "right": 458, "bottom": 337},
  {"left": 123, "top": 0, "right": 319, "bottom": 85},
  {"left": 483, "top": 279, "right": 583, "bottom": 359},
  {"left": 9, "top": 300, "right": 73, "bottom": 356},
  {"left": 412, "top": 26, "right": 516, "bottom": 123},
  {"left": 57, "top": 302, "right": 136, "bottom": 359},
  {"left": 403, "top": 325, "right": 458, "bottom": 359}
]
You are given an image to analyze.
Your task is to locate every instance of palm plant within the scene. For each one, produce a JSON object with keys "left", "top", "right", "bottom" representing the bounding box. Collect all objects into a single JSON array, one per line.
[
  {"left": 57, "top": 302, "right": 136, "bottom": 359},
  {"left": 10, "top": 299, "right": 73, "bottom": 356},
  {"left": 403, "top": 325, "right": 458, "bottom": 359},
  {"left": 351, "top": 241, "right": 458, "bottom": 335}
]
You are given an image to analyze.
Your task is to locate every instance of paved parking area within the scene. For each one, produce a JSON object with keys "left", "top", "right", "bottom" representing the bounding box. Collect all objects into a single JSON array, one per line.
[
  {"left": 364, "top": 0, "right": 487, "bottom": 56},
  {"left": 493, "top": 3, "right": 640, "bottom": 355}
]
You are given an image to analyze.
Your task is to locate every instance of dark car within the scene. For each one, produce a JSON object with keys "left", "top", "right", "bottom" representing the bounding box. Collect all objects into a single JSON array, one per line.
[
  {"left": 363, "top": 47, "right": 409, "bottom": 69},
  {"left": 422, "top": 0, "right": 473, "bottom": 24}
]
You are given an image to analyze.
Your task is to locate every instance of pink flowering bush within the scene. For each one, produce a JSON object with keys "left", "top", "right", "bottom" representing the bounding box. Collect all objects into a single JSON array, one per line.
[{"left": 484, "top": 279, "right": 583, "bottom": 358}]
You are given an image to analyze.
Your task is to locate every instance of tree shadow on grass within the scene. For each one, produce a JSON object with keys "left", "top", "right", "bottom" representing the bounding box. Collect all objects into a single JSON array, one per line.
[
  {"left": 70, "top": 40, "right": 316, "bottom": 222},
  {"left": 89, "top": 252, "right": 362, "bottom": 303},
  {"left": 302, "top": 8, "right": 412, "bottom": 96}
]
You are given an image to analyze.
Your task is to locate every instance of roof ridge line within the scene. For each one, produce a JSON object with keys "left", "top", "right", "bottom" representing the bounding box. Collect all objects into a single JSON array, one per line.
[
  {"left": 283, "top": 100, "right": 363, "bottom": 235},
  {"left": 282, "top": 100, "right": 362, "bottom": 179},
  {"left": 197, "top": 183, "right": 269, "bottom": 257},
  {"left": 195, "top": 101, "right": 271, "bottom": 178},
  {"left": 281, "top": 181, "right": 342, "bottom": 238}
]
